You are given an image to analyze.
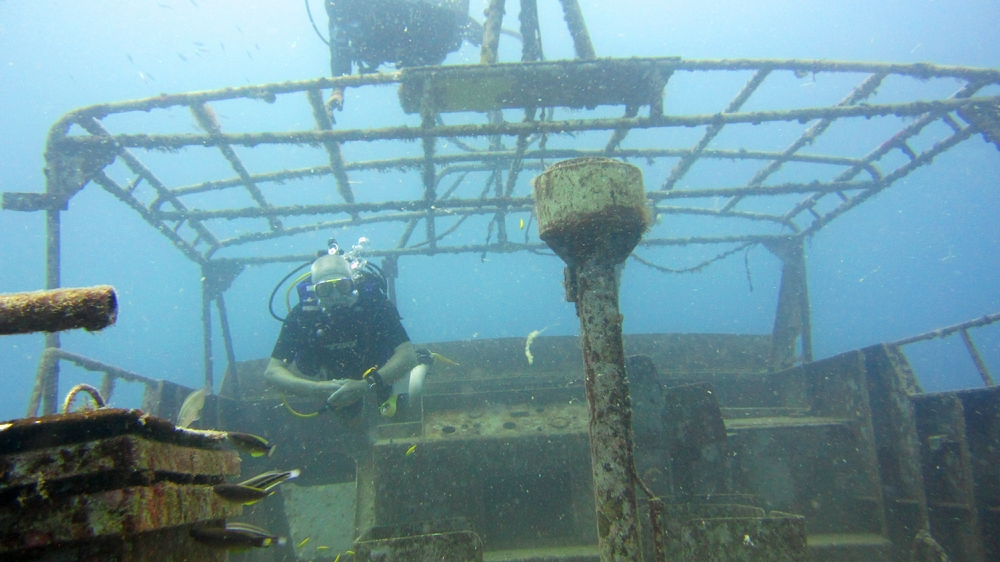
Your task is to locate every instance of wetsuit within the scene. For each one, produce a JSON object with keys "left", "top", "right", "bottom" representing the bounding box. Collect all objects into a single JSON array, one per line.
[{"left": 271, "top": 286, "right": 409, "bottom": 382}]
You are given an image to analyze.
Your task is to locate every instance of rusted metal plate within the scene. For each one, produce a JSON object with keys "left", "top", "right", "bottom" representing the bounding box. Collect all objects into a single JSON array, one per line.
[
  {"left": 0, "top": 483, "right": 242, "bottom": 553},
  {"left": 0, "top": 408, "right": 226, "bottom": 456},
  {"left": 373, "top": 431, "right": 593, "bottom": 552},
  {"left": 3, "top": 524, "right": 229, "bottom": 562},
  {"left": 355, "top": 519, "right": 483, "bottom": 562},
  {"left": 0, "top": 409, "right": 242, "bottom": 559},
  {"left": 0, "top": 434, "right": 239, "bottom": 490},
  {"left": 399, "top": 58, "right": 675, "bottom": 114},
  {"left": 661, "top": 382, "right": 729, "bottom": 500},
  {"left": 675, "top": 511, "right": 807, "bottom": 562}
]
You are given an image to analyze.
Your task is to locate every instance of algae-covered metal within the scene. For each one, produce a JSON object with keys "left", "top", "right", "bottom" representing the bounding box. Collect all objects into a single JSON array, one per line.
[
  {"left": 0, "top": 408, "right": 241, "bottom": 561},
  {"left": 0, "top": 285, "right": 117, "bottom": 336},
  {"left": 534, "top": 158, "right": 649, "bottom": 561}
]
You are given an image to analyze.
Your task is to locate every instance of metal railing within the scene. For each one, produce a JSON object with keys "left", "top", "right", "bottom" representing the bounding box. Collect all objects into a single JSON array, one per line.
[
  {"left": 891, "top": 312, "right": 1000, "bottom": 387},
  {"left": 27, "top": 348, "right": 161, "bottom": 418}
]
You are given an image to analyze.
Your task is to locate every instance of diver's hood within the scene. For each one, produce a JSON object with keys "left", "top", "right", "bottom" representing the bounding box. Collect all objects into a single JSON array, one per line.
[
  {"left": 311, "top": 254, "right": 359, "bottom": 310},
  {"left": 311, "top": 254, "right": 353, "bottom": 284}
]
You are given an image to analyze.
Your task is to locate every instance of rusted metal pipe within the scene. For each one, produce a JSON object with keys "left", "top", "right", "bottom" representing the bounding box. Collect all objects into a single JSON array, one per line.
[
  {"left": 558, "top": 0, "right": 596, "bottom": 60},
  {"left": 201, "top": 280, "right": 214, "bottom": 394},
  {"left": 533, "top": 158, "right": 651, "bottom": 561},
  {"left": 0, "top": 285, "right": 117, "bottom": 336},
  {"left": 890, "top": 311, "right": 1000, "bottom": 346},
  {"left": 480, "top": 0, "right": 506, "bottom": 64},
  {"left": 519, "top": 0, "right": 542, "bottom": 62}
]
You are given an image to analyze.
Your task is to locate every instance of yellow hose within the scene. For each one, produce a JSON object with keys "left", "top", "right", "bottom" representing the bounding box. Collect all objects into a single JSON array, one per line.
[{"left": 286, "top": 272, "right": 313, "bottom": 313}]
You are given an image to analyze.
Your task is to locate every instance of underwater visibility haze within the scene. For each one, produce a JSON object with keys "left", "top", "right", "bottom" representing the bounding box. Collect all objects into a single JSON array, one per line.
[
  {"left": 1, "top": 0, "right": 997, "bottom": 421},
  {"left": 1, "top": 0, "right": 1000, "bottom": 559}
]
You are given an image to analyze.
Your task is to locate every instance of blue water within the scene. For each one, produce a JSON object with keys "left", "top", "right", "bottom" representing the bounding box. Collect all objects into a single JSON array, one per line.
[{"left": 1, "top": 0, "right": 999, "bottom": 422}]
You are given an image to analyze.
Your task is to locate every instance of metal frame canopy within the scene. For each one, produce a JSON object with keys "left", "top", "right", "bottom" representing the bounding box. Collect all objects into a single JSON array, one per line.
[
  {"left": 6, "top": 55, "right": 1000, "bottom": 413},
  {"left": 12, "top": 58, "right": 1000, "bottom": 264},
  {"left": 13, "top": 58, "right": 1000, "bottom": 256}
]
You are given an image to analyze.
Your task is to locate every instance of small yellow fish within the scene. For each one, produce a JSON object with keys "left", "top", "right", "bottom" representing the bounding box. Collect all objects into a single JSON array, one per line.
[
  {"left": 334, "top": 554, "right": 341, "bottom": 562},
  {"left": 317, "top": 545, "right": 331, "bottom": 550},
  {"left": 298, "top": 537, "right": 310, "bottom": 548},
  {"left": 346, "top": 551, "right": 355, "bottom": 556},
  {"left": 519, "top": 218, "right": 525, "bottom": 230},
  {"left": 406, "top": 444, "right": 417, "bottom": 456}
]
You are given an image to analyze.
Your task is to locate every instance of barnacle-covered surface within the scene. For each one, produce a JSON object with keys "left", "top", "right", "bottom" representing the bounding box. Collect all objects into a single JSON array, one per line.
[
  {"left": 9, "top": 58, "right": 998, "bottom": 270},
  {"left": 0, "top": 408, "right": 240, "bottom": 561}
]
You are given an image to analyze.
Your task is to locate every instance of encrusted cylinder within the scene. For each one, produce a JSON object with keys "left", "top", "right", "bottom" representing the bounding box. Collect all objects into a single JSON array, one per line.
[
  {"left": 0, "top": 285, "right": 117, "bottom": 335},
  {"left": 532, "top": 157, "right": 649, "bottom": 266},
  {"left": 533, "top": 158, "right": 648, "bottom": 561}
]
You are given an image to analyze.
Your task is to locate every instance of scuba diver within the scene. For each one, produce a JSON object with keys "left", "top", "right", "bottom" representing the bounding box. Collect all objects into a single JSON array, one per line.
[
  {"left": 264, "top": 242, "right": 417, "bottom": 421},
  {"left": 315, "top": 0, "right": 483, "bottom": 110}
]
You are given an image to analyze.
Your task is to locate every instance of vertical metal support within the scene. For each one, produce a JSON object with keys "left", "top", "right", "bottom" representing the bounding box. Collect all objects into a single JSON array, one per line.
[
  {"left": 354, "top": 450, "right": 377, "bottom": 540},
  {"left": 648, "top": 498, "right": 666, "bottom": 561},
  {"left": 558, "top": 0, "right": 596, "bottom": 60},
  {"left": 480, "top": 0, "right": 506, "bottom": 64},
  {"left": 99, "top": 371, "right": 116, "bottom": 404},
  {"left": 201, "top": 279, "right": 214, "bottom": 393},
  {"left": 571, "top": 259, "right": 644, "bottom": 561},
  {"left": 960, "top": 328, "right": 995, "bottom": 386},
  {"left": 40, "top": 208, "right": 62, "bottom": 416},
  {"left": 215, "top": 292, "right": 239, "bottom": 398},
  {"left": 519, "top": 0, "right": 542, "bottom": 62},
  {"left": 27, "top": 349, "right": 57, "bottom": 417},
  {"left": 534, "top": 159, "right": 649, "bottom": 562},
  {"left": 801, "top": 263, "right": 814, "bottom": 362},
  {"left": 420, "top": 83, "right": 438, "bottom": 252},
  {"left": 489, "top": 111, "right": 507, "bottom": 245},
  {"left": 306, "top": 89, "right": 357, "bottom": 211},
  {"left": 765, "top": 236, "right": 812, "bottom": 371}
]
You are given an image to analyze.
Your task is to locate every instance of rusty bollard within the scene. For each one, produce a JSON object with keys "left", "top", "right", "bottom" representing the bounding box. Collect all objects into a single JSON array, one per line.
[{"left": 533, "top": 158, "right": 651, "bottom": 561}]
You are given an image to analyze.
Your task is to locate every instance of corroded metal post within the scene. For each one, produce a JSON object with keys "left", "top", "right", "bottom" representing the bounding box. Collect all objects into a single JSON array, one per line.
[
  {"left": 43, "top": 208, "right": 62, "bottom": 416},
  {"left": 480, "top": 0, "right": 506, "bottom": 64},
  {"left": 533, "top": 158, "right": 650, "bottom": 561},
  {"left": 558, "top": 0, "right": 596, "bottom": 60},
  {"left": 764, "top": 236, "right": 812, "bottom": 371},
  {"left": 201, "top": 278, "right": 214, "bottom": 393}
]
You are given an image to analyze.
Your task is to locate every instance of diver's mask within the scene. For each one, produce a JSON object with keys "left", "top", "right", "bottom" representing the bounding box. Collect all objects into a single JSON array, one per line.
[
  {"left": 314, "top": 277, "right": 354, "bottom": 299},
  {"left": 311, "top": 254, "right": 358, "bottom": 310}
]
